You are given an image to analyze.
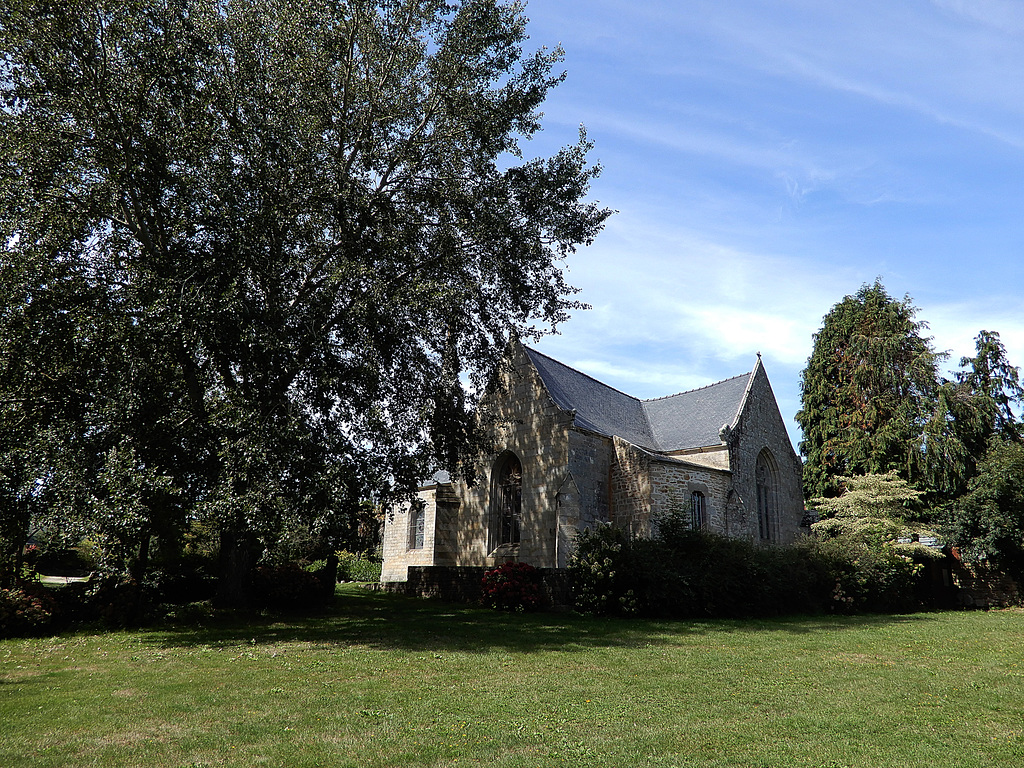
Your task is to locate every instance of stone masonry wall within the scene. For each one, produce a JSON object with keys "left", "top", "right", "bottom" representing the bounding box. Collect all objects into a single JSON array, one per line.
[
  {"left": 449, "top": 343, "right": 576, "bottom": 570},
  {"left": 565, "top": 430, "right": 614, "bottom": 526},
  {"left": 610, "top": 436, "right": 652, "bottom": 533},
  {"left": 726, "top": 362, "right": 804, "bottom": 544},
  {"left": 648, "top": 459, "right": 733, "bottom": 537},
  {"left": 381, "top": 487, "right": 439, "bottom": 582}
]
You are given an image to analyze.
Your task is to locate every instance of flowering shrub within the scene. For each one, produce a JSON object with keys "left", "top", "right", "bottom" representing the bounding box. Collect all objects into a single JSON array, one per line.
[
  {"left": 809, "top": 536, "right": 924, "bottom": 614},
  {"left": 21, "top": 544, "right": 41, "bottom": 581},
  {"left": 569, "top": 525, "right": 642, "bottom": 616},
  {"left": 481, "top": 562, "right": 544, "bottom": 611},
  {"left": 0, "top": 585, "right": 57, "bottom": 637}
]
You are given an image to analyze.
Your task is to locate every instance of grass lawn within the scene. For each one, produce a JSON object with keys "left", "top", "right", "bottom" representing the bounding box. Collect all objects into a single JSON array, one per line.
[{"left": 2, "top": 585, "right": 1023, "bottom": 767}]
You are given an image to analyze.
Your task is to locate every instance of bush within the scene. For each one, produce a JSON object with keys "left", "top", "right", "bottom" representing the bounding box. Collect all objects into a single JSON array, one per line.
[
  {"left": 570, "top": 514, "right": 933, "bottom": 619},
  {"left": 160, "top": 600, "right": 216, "bottom": 625},
  {"left": 0, "top": 585, "right": 58, "bottom": 637},
  {"left": 336, "top": 550, "right": 382, "bottom": 582},
  {"left": 800, "top": 536, "right": 924, "bottom": 614},
  {"left": 481, "top": 562, "right": 544, "bottom": 611},
  {"left": 569, "top": 525, "right": 641, "bottom": 616},
  {"left": 34, "top": 543, "right": 97, "bottom": 577},
  {"left": 253, "top": 563, "right": 328, "bottom": 611}
]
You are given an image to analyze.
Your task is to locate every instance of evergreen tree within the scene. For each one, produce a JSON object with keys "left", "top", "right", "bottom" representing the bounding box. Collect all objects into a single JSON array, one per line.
[
  {"left": 797, "top": 280, "right": 944, "bottom": 499},
  {"left": 921, "top": 330, "right": 1024, "bottom": 499},
  {"left": 957, "top": 331, "right": 1024, "bottom": 444}
]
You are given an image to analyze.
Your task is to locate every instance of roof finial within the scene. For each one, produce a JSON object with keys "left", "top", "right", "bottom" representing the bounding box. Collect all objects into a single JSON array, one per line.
[{"left": 756, "top": 350, "right": 762, "bottom": 359}]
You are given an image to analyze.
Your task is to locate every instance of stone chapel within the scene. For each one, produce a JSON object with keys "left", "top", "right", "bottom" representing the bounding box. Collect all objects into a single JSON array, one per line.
[{"left": 381, "top": 343, "right": 804, "bottom": 583}]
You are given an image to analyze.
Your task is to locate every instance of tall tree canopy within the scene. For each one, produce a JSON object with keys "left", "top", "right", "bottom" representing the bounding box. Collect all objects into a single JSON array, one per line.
[
  {"left": 942, "top": 438, "right": 1024, "bottom": 581},
  {"left": 797, "top": 280, "right": 944, "bottom": 500},
  {"left": 0, "top": 0, "right": 610, "bottom": 597},
  {"left": 799, "top": 279, "right": 1023, "bottom": 510}
]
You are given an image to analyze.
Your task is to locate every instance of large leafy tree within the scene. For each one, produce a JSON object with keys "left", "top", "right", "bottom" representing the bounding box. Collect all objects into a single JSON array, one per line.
[
  {"left": 797, "top": 280, "right": 945, "bottom": 500},
  {"left": 0, "top": 0, "right": 610, "bottom": 601},
  {"left": 943, "top": 439, "right": 1024, "bottom": 581}
]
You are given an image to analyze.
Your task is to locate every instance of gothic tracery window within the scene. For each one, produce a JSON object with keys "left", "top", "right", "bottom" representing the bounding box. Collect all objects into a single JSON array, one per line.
[
  {"left": 494, "top": 453, "right": 523, "bottom": 547},
  {"left": 756, "top": 450, "right": 777, "bottom": 542},
  {"left": 691, "top": 491, "right": 706, "bottom": 531}
]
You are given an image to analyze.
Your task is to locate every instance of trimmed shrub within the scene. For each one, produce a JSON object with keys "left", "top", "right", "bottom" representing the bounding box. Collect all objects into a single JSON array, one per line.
[
  {"left": 481, "top": 562, "right": 544, "bottom": 611},
  {"left": 570, "top": 515, "right": 933, "bottom": 619},
  {"left": 800, "top": 536, "right": 924, "bottom": 614}
]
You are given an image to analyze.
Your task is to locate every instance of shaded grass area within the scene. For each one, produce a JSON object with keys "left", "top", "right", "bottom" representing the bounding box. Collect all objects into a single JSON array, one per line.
[{"left": 2, "top": 586, "right": 1023, "bottom": 767}]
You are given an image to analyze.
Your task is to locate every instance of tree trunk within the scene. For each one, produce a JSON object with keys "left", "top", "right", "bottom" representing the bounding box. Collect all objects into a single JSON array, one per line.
[
  {"left": 217, "top": 530, "right": 261, "bottom": 608},
  {"left": 322, "top": 551, "right": 339, "bottom": 600},
  {"left": 131, "top": 534, "right": 150, "bottom": 585}
]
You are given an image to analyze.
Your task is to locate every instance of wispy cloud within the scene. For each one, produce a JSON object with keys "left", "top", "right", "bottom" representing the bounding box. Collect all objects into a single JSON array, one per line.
[
  {"left": 523, "top": 0, "right": 1024, "bottom": 445},
  {"left": 930, "top": 0, "right": 1024, "bottom": 34}
]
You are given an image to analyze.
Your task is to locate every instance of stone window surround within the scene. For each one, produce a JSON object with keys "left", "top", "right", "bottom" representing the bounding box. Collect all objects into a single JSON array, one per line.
[
  {"left": 756, "top": 449, "right": 779, "bottom": 542},
  {"left": 490, "top": 450, "right": 523, "bottom": 552},
  {"left": 408, "top": 500, "right": 426, "bottom": 550},
  {"left": 689, "top": 487, "right": 707, "bottom": 531}
]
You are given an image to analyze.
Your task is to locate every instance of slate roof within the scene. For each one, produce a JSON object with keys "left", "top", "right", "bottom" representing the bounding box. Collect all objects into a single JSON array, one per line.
[{"left": 523, "top": 347, "right": 751, "bottom": 453}]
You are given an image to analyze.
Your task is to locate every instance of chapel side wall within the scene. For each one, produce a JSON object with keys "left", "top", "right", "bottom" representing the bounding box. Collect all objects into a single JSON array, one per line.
[
  {"left": 610, "top": 437, "right": 652, "bottom": 534},
  {"left": 381, "top": 488, "right": 439, "bottom": 582},
  {"left": 648, "top": 460, "right": 733, "bottom": 537},
  {"left": 566, "top": 430, "right": 614, "bottom": 533},
  {"left": 727, "top": 364, "right": 805, "bottom": 544},
  {"left": 453, "top": 344, "right": 574, "bottom": 569}
]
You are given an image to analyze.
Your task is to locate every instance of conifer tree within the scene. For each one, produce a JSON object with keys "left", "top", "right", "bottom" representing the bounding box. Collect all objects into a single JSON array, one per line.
[{"left": 797, "top": 280, "right": 944, "bottom": 499}]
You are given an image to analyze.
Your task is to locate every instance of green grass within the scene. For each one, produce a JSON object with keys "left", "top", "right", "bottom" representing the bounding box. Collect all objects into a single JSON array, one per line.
[{"left": 2, "top": 586, "right": 1023, "bottom": 767}]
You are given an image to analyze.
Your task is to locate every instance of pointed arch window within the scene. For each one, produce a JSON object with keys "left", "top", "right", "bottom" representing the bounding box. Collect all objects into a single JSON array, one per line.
[
  {"left": 493, "top": 453, "right": 523, "bottom": 547},
  {"left": 691, "top": 491, "right": 706, "bottom": 531},
  {"left": 756, "top": 450, "right": 777, "bottom": 542},
  {"left": 408, "top": 501, "right": 426, "bottom": 550}
]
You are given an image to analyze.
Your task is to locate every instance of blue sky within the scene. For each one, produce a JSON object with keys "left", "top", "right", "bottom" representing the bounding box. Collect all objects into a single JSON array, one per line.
[{"left": 514, "top": 0, "right": 1024, "bottom": 448}]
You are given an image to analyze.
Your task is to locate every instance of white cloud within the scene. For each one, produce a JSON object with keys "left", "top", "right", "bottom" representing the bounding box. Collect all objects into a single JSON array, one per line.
[
  {"left": 520, "top": 0, "right": 1024, "bottom": 446},
  {"left": 931, "top": 0, "right": 1024, "bottom": 34},
  {"left": 922, "top": 301, "right": 1024, "bottom": 377}
]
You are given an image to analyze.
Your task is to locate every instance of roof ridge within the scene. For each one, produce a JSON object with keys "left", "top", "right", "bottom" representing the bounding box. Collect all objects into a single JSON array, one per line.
[
  {"left": 641, "top": 371, "right": 752, "bottom": 403},
  {"left": 524, "top": 346, "right": 643, "bottom": 404}
]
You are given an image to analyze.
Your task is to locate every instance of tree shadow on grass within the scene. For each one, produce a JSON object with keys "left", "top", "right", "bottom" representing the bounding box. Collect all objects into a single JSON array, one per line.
[{"left": 143, "top": 585, "right": 939, "bottom": 654}]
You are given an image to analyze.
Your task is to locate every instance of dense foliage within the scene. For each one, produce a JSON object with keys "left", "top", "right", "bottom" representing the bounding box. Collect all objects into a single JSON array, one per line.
[
  {"left": 798, "top": 281, "right": 1024, "bottom": 586},
  {"left": 941, "top": 439, "right": 1024, "bottom": 582},
  {"left": 796, "top": 281, "right": 945, "bottom": 499},
  {"left": 0, "top": 0, "right": 609, "bottom": 602},
  {"left": 481, "top": 561, "right": 544, "bottom": 611},
  {"left": 798, "top": 282, "right": 1024, "bottom": 504},
  {"left": 569, "top": 512, "right": 940, "bottom": 619}
]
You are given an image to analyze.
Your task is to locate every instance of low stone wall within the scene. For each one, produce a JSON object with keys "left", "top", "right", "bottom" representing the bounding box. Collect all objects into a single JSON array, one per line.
[
  {"left": 950, "top": 559, "right": 1021, "bottom": 608},
  {"left": 382, "top": 565, "right": 572, "bottom": 610}
]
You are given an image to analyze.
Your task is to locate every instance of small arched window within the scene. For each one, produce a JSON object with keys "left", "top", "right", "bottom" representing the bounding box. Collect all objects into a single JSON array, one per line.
[
  {"left": 691, "top": 491, "right": 706, "bottom": 531},
  {"left": 493, "top": 453, "right": 522, "bottom": 547},
  {"left": 408, "top": 501, "right": 425, "bottom": 550},
  {"left": 756, "top": 450, "right": 777, "bottom": 542}
]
